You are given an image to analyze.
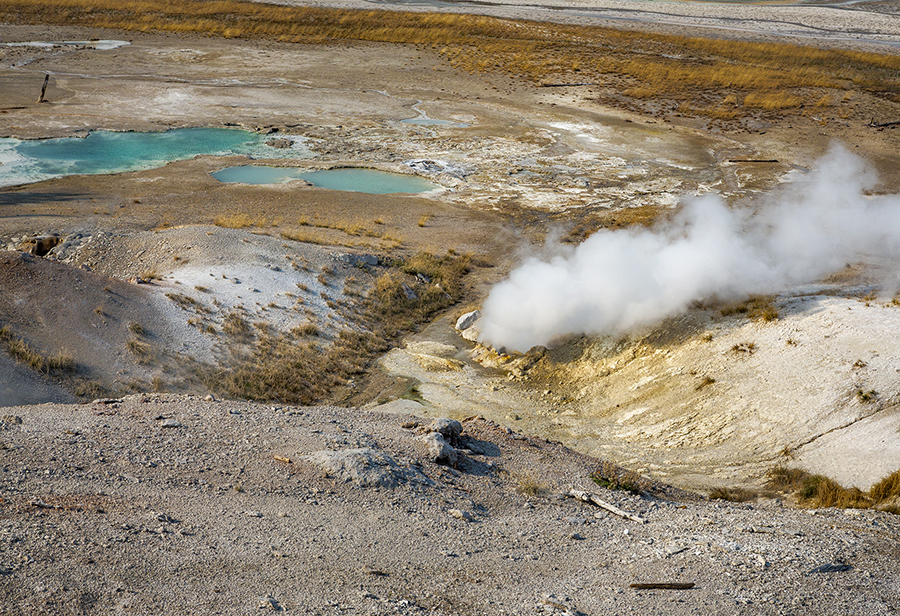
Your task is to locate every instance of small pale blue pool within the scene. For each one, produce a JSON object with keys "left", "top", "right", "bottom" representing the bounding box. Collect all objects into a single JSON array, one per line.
[
  {"left": 212, "top": 166, "right": 438, "bottom": 194},
  {"left": 0, "top": 128, "right": 313, "bottom": 187}
]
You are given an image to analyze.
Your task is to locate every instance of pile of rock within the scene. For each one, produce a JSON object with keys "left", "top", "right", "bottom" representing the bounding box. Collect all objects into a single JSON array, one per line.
[
  {"left": 416, "top": 418, "right": 463, "bottom": 467},
  {"left": 454, "top": 309, "right": 480, "bottom": 342}
]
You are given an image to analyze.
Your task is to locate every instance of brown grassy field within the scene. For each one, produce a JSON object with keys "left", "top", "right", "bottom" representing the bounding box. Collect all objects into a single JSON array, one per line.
[{"left": 3, "top": 0, "right": 900, "bottom": 124}]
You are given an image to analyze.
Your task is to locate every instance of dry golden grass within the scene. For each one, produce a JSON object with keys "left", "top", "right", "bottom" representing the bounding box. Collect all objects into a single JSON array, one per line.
[
  {"left": 869, "top": 469, "right": 900, "bottom": 503},
  {"left": 743, "top": 91, "right": 804, "bottom": 110},
  {"left": 5, "top": 0, "right": 900, "bottom": 123},
  {"left": 222, "top": 312, "right": 253, "bottom": 340},
  {"left": 766, "top": 466, "right": 900, "bottom": 511},
  {"left": 720, "top": 295, "right": 778, "bottom": 322},
  {"left": 0, "top": 326, "right": 76, "bottom": 374},
  {"left": 206, "top": 328, "right": 388, "bottom": 404},
  {"left": 214, "top": 213, "right": 269, "bottom": 229},
  {"left": 126, "top": 338, "right": 153, "bottom": 362},
  {"left": 516, "top": 476, "right": 549, "bottom": 497}
]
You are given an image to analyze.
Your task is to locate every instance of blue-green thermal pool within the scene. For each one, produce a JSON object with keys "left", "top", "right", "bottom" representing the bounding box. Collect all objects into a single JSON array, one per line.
[
  {"left": 0, "top": 128, "right": 313, "bottom": 187},
  {"left": 211, "top": 166, "right": 438, "bottom": 194}
]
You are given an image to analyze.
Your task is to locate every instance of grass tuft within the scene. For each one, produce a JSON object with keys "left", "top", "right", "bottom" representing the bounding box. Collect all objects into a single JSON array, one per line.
[
  {"left": 0, "top": 326, "right": 76, "bottom": 374},
  {"left": 590, "top": 460, "right": 647, "bottom": 494},
  {"left": 517, "top": 476, "right": 549, "bottom": 497}
]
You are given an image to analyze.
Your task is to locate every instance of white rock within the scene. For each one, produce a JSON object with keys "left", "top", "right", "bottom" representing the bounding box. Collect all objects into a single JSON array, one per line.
[
  {"left": 302, "top": 448, "right": 433, "bottom": 488},
  {"left": 455, "top": 310, "right": 480, "bottom": 331},
  {"left": 448, "top": 508, "right": 473, "bottom": 521}
]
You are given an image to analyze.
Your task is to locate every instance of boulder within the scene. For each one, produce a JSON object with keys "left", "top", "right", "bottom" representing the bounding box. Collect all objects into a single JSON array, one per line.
[
  {"left": 420, "top": 432, "right": 458, "bottom": 467},
  {"left": 19, "top": 234, "right": 60, "bottom": 257},
  {"left": 302, "top": 448, "right": 432, "bottom": 488},
  {"left": 429, "top": 418, "right": 462, "bottom": 442},
  {"left": 455, "top": 310, "right": 480, "bottom": 332}
]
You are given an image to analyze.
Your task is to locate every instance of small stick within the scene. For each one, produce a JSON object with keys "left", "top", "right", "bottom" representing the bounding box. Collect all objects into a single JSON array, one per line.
[
  {"left": 867, "top": 119, "right": 900, "bottom": 128},
  {"left": 566, "top": 489, "right": 647, "bottom": 523},
  {"left": 37, "top": 74, "right": 49, "bottom": 103},
  {"left": 630, "top": 583, "right": 695, "bottom": 590},
  {"left": 273, "top": 455, "right": 292, "bottom": 464}
]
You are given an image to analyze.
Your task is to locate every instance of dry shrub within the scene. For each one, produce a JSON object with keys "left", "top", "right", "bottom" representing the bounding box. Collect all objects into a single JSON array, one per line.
[
  {"left": 730, "top": 341, "right": 757, "bottom": 355},
  {"left": 798, "top": 474, "right": 871, "bottom": 509},
  {"left": 591, "top": 460, "right": 648, "bottom": 494},
  {"left": 71, "top": 378, "right": 106, "bottom": 399},
  {"left": 46, "top": 351, "right": 76, "bottom": 373},
  {"left": 291, "top": 322, "right": 319, "bottom": 337},
  {"left": 222, "top": 312, "right": 253, "bottom": 340},
  {"left": 517, "top": 476, "right": 549, "bottom": 497},
  {"left": 165, "top": 292, "right": 200, "bottom": 308},
  {"left": 767, "top": 466, "right": 810, "bottom": 491},
  {"left": 127, "top": 338, "right": 153, "bottom": 362}
]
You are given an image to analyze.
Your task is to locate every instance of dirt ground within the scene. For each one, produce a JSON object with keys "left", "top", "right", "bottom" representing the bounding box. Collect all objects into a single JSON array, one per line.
[
  {"left": 2, "top": 395, "right": 900, "bottom": 615},
  {"left": 0, "top": 0, "right": 898, "bottom": 541}
]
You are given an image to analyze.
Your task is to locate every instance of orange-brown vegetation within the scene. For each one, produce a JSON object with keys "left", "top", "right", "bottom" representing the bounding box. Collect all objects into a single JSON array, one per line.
[{"left": 3, "top": 0, "right": 900, "bottom": 123}]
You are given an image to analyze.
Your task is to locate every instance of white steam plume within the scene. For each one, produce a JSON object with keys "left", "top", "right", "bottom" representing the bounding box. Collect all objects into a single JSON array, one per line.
[{"left": 478, "top": 145, "right": 900, "bottom": 352}]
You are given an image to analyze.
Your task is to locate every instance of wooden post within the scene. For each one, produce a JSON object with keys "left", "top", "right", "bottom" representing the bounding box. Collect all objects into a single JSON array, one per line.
[{"left": 37, "top": 74, "right": 49, "bottom": 103}]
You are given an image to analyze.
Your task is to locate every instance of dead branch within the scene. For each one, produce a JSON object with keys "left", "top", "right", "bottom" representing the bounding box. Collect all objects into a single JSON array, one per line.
[{"left": 566, "top": 488, "right": 647, "bottom": 523}]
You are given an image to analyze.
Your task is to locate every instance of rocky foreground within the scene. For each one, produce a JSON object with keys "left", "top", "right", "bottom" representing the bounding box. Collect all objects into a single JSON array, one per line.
[{"left": 1, "top": 395, "right": 899, "bottom": 615}]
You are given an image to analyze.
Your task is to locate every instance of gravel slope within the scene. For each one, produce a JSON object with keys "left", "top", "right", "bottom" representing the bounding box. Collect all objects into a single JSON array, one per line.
[{"left": 1, "top": 395, "right": 900, "bottom": 615}]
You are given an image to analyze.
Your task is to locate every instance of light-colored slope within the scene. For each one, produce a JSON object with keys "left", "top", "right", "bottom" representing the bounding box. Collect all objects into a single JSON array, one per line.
[{"left": 376, "top": 292, "right": 900, "bottom": 491}]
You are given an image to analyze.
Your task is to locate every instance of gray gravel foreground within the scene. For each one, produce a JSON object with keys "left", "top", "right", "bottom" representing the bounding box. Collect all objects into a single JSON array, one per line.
[{"left": 1, "top": 395, "right": 899, "bottom": 615}]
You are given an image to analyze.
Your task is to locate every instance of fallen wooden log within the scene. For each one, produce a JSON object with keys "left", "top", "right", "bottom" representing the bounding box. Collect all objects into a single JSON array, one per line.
[
  {"left": 630, "top": 583, "right": 695, "bottom": 590},
  {"left": 566, "top": 489, "right": 647, "bottom": 523}
]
